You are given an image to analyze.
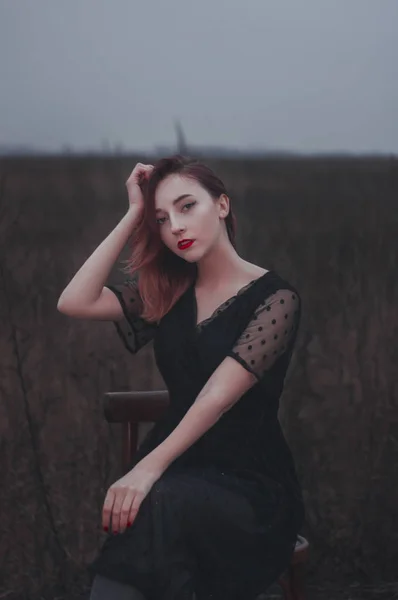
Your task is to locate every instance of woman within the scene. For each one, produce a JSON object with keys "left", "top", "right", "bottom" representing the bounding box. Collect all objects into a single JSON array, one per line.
[{"left": 57, "top": 156, "right": 305, "bottom": 600}]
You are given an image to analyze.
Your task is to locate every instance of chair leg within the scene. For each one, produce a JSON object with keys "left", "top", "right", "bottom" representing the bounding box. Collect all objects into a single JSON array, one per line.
[{"left": 278, "top": 562, "right": 306, "bottom": 600}]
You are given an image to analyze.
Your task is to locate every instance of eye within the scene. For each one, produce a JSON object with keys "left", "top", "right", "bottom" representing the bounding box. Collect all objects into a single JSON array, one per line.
[
  {"left": 182, "top": 201, "right": 196, "bottom": 211},
  {"left": 156, "top": 201, "right": 196, "bottom": 225}
]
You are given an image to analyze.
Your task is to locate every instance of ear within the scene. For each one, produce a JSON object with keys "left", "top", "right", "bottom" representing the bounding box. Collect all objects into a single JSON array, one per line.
[{"left": 218, "top": 194, "right": 230, "bottom": 219}]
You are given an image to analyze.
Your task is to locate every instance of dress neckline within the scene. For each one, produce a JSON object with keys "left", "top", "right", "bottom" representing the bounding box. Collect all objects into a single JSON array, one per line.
[{"left": 192, "top": 269, "right": 274, "bottom": 330}]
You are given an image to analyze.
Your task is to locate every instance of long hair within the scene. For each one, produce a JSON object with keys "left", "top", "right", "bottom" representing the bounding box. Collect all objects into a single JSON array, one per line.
[{"left": 122, "top": 155, "right": 237, "bottom": 323}]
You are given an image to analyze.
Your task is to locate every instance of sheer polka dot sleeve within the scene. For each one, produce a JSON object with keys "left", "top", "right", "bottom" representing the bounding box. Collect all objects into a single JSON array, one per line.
[
  {"left": 228, "top": 289, "right": 300, "bottom": 380},
  {"left": 105, "top": 278, "right": 158, "bottom": 354}
]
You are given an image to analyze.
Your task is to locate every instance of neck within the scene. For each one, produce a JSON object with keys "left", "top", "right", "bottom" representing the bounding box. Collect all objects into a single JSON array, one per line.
[{"left": 194, "top": 233, "right": 246, "bottom": 290}]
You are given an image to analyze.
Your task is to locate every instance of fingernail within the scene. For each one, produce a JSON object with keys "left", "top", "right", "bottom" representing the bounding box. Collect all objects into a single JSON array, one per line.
[
  {"left": 127, "top": 521, "right": 132, "bottom": 527},
  {"left": 103, "top": 526, "right": 108, "bottom": 532}
]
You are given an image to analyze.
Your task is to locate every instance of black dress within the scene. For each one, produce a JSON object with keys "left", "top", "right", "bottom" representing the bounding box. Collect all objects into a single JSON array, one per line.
[{"left": 89, "top": 269, "right": 305, "bottom": 600}]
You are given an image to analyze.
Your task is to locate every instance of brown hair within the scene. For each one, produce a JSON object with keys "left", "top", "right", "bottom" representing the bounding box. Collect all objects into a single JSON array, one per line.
[{"left": 122, "top": 155, "right": 237, "bottom": 323}]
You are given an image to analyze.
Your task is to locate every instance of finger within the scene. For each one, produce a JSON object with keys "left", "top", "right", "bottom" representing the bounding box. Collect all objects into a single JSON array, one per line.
[
  {"left": 126, "top": 163, "right": 145, "bottom": 184},
  {"left": 111, "top": 488, "right": 127, "bottom": 534},
  {"left": 102, "top": 489, "right": 116, "bottom": 531},
  {"left": 127, "top": 491, "right": 145, "bottom": 527},
  {"left": 119, "top": 490, "right": 137, "bottom": 533},
  {"left": 136, "top": 163, "right": 151, "bottom": 173},
  {"left": 128, "top": 166, "right": 152, "bottom": 188}
]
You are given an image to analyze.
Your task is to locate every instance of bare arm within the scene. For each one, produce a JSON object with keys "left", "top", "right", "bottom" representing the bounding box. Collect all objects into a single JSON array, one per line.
[
  {"left": 57, "top": 208, "right": 141, "bottom": 321},
  {"left": 57, "top": 162, "right": 154, "bottom": 321}
]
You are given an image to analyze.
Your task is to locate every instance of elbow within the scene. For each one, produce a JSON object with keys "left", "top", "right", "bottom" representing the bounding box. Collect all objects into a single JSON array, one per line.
[
  {"left": 194, "top": 391, "right": 229, "bottom": 422},
  {"left": 57, "top": 295, "right": 100, "bottom": 319},
  {"left": 57, "top": 293, "right": 66, "bottom": 312},
  {"left": 57, "top": 294, "right": 79, "bottom": 316},
  {"left": 57, "top": 295, "right": 71, "bottom": 315}
]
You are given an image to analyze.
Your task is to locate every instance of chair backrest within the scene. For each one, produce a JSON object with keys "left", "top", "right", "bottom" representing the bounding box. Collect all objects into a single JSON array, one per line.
[
  {"left": 103, "top": 390, "right": 170, "bottom": 471},
  {"left": 104, "top": 390, "right": 170, "bottom": 423}
]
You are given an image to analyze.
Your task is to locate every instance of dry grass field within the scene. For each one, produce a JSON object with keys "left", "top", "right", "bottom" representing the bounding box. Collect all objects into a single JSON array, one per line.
[{"left": 0, "top": 154, "right": 397, "bottom": 599}]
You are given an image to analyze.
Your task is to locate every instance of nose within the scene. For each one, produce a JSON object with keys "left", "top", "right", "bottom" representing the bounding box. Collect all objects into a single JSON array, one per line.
[{"left": 170, "top": 217, "right": 186, "bottom": 235}]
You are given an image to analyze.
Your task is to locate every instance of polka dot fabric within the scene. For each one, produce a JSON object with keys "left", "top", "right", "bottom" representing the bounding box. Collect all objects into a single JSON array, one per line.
[
  {"left": 228, "top": 289, "right": 300, "bottom": 381},
  {"left": 105, "top": 279, "right": 158, "bottom": 354}
]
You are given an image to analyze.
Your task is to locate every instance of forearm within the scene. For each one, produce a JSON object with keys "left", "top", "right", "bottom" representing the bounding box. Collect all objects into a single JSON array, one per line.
[
  {"left": 58, "top": 207, "right": 141, "bottom": 307},
  {"left": 148, "top": 392, "right": 229, "bottom": 472}
]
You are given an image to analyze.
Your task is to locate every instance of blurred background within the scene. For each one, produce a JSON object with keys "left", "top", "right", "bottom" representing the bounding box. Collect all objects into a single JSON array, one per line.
[{"left": 0, "top": 1, "right": 397, "bottom": 599}]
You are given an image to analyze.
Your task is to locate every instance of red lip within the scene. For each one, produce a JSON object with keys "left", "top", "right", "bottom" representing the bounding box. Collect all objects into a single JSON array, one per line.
[{"left": 178, "top": 239, "right": 195, "bottom": 250}]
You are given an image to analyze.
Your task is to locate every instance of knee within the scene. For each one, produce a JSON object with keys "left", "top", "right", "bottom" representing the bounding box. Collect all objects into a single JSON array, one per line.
[{"left": 89, "top": 574, "right": 146, "bottom": 600}]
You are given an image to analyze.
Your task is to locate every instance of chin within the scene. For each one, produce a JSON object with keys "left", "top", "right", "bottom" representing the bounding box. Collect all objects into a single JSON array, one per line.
[
  {"left": 167, "top": 242, "right": 203, "bottom": 262},
  {"left": 179, "top": 251, "right": 199, "bottom": 264}
]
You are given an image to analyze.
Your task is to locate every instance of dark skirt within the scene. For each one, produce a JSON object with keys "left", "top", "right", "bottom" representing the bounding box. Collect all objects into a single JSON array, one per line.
[{"left": 88, "top": 464, "right": 299, "bottom": 600}]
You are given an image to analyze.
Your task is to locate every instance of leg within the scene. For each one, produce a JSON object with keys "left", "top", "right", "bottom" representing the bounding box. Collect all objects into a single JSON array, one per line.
[
  {"left": 289, "top": 563, "right": 306, "bottom": 600},
  {"left": 89, "top": 574, "right": 146, "bottom": 600},
  {"left": 278, "top": 570, "right": 294, "bottom": 600}
]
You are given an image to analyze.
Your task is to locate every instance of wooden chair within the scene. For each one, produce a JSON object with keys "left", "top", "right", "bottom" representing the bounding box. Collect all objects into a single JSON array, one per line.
[{"left": 103, "top": 390, "right": 309, "bottom": 600}]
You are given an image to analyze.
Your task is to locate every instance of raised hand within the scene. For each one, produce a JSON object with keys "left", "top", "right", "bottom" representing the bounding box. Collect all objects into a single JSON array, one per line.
[{"left": 125, "top": 162, "right": 154, "bottom": 214}]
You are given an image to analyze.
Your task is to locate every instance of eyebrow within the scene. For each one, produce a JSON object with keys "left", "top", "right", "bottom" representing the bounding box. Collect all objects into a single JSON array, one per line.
[{"left": 155, "top": 194, "right": 193, "bottom": 214}]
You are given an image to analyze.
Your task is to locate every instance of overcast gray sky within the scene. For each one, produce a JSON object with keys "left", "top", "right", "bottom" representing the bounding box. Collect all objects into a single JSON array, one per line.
[{"left": 1, "top": 0, "right": 397, "bottom": 154}]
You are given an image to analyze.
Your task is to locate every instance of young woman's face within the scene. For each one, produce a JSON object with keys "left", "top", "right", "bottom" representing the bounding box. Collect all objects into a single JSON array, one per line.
[{"left": 154, "top": 174, "right": 229, "bottom": 262}]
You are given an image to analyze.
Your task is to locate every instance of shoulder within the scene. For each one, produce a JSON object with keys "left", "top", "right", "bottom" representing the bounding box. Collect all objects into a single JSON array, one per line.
[
  {"left": 243, "top": 263, "right": 300, "bottom": 298},
  {"left": 257, "top": 287, "right": 300, "bottom": 317},
  {"left": 254, "top": 271, "right": 302, "bottom": 316},
  {"left": 262, "top": 268, "right": 300, "bottom": 294}
]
